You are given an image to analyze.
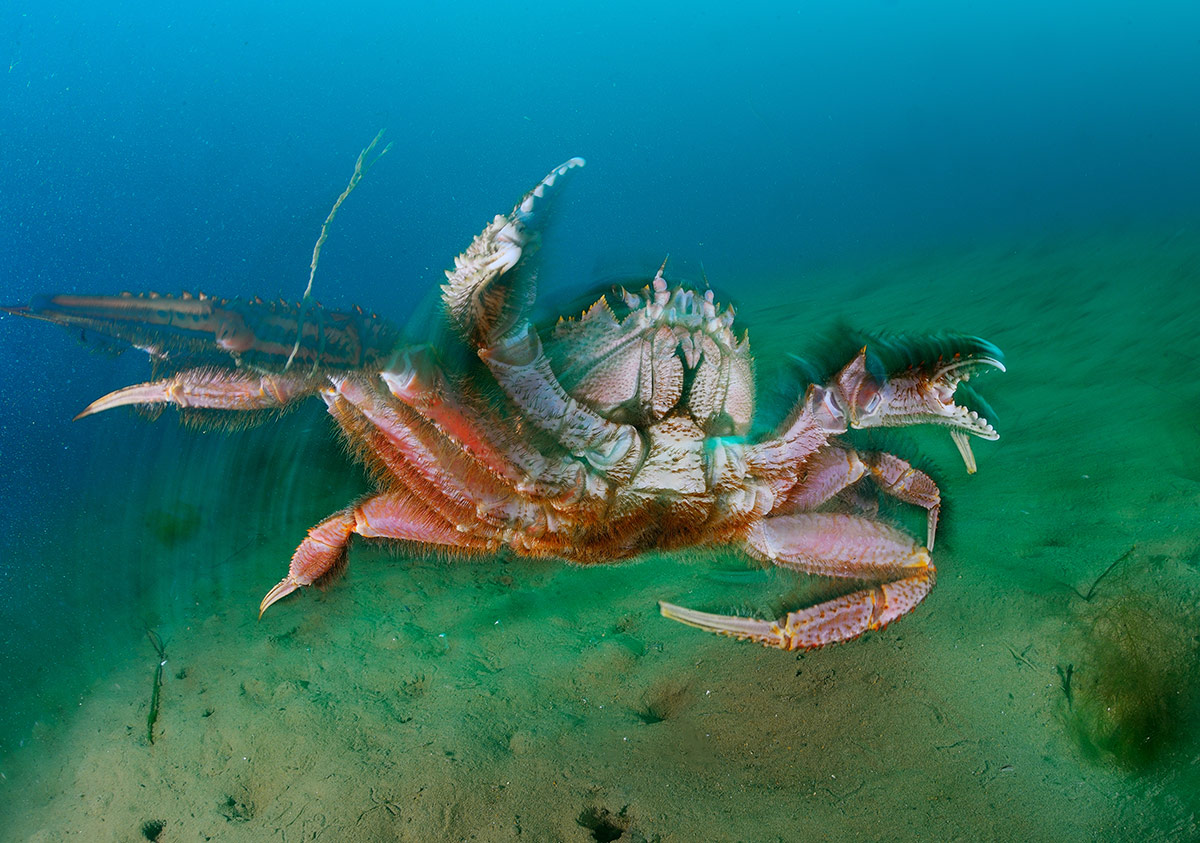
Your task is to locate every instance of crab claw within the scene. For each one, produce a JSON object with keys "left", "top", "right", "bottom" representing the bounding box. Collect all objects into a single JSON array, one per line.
[{"left": 816, "top": 337, "right": 1005, "bottom": 473}]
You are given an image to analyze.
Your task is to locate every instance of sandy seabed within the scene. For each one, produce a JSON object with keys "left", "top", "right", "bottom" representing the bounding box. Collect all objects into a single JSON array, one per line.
[{"left": 1, "top": 225, "right": 1198, "bottom": 842}]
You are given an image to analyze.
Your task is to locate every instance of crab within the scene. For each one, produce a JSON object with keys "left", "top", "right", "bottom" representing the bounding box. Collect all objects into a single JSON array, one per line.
[{"left": 3, "top": 158, "right": 1003, "bottom": 650}]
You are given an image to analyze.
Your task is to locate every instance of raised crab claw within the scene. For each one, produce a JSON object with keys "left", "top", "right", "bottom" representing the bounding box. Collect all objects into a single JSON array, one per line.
[{"left": 3, "top": 159, "right": 1004, "bottom": 651}]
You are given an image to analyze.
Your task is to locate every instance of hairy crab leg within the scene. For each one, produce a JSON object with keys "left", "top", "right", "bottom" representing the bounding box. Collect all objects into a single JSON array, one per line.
[
  {"left": 746, "top": 512, "right": 931, "bottom": 577},
  {"left": 380, "top": 347, "right": 589, "bottom": 499},
  {"left": 74, "top": 368, "right": 317, "bottom": 419},
  {"left": 259, "top": 491, "right": 497, "bottom": 615},
  {"left": 863, "top": 452, "right": 941, "bottom": 548},
  {"left": 778, "top": 447, "right": 942, "bottom": 549},
  {"left": 779, "top": 445, "right": 868, "bottom": 510},
  {"left": 659, "top": 570, "right": 933, "bottom": 651},
  {"left": 330, "top": 375, "right": 514, "bottom": 524},
  {"left": 2, "top": 293, "right": 399, "bottom": 372},
  {"left": 440, "top": 158, "right": 644, "bottom": 482},
  {"left": 660, "top": 512, "right": 934, "bottom": 650},
  {"left": 745, "top": 390, "right": 833, "bottom": 488}
]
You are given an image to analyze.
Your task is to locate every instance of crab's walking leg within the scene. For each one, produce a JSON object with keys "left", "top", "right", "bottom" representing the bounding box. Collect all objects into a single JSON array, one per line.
[
  {"left": 781, "top": 447, "right": 942, "bottom": 548},
  {"left": 259, "top": 492, "right": 495, "bottom": 615},
  {"left": 380, "top": 348, "right": 592, "bottom": 499},
  {"left": 864, "top": 452, "right": 941, "bottom": 548},
  {"left": 74, "top": 368, "right": 316, "bottom": 419},
  {"left": 660, "top": 513, "right": 934, "bottom": 650}
]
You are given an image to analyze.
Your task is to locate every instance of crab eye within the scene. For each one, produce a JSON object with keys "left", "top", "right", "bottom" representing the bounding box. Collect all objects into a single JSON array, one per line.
[
  {"left": 855, "top": 380, "right": 881, "bottom": 415},
  {"left": 821, "top": 390, "right": 844, "bottom": 421}
]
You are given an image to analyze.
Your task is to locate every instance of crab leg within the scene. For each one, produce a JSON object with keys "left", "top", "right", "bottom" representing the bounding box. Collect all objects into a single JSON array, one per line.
[
  {"left": 863, "top": 452, "right": 941, "bottom": 548},
  {"left": 439, "top": 159, "right": 643, "bottom": 482},
  {"left": 780, "top": 446, "right": 867, "bottom": 511},
  {"left": 658, "top": 570, "right": 933, "bottom": 651},
  {"left": 779, "top": 447, "right": 941, "bottom": 548},
  {"left": 379, "top": 347, "right": 591, "bottom": 499},
  {"left": 330, "top": 375, "right": 515, "bottom": 526},
  {"left": 747, "top": 393, "right": 832, "bottom": 485},
  {"left": 660, "top": 513, "right": 934, "bottom": 650},
  {"left": 259, "top": 491, "right": 496, "bottom": 615},
  {"left": 74, "top": 367, "right": 316, "bottom": 419},
  {"left": 745, "top": 512, "right": 931, "bottom": 577}
]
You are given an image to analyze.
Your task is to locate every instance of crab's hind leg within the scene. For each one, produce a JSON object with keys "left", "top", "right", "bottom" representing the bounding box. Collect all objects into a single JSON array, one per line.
[
  {"left": 660, "top": 513, "right": 934, "bottom": 650},
  {"left": 259, "top": 490, "right": 497, "bottom": 615}
]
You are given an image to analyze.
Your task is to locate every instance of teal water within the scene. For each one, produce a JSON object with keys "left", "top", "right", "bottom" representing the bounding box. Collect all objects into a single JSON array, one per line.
[{"left": 2, "top": 3, "right": 1199, "bottom": 841}]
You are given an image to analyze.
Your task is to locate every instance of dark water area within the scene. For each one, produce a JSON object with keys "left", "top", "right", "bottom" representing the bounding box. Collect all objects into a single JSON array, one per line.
[{"left": 2, "top": 2, "right": 1199, "bottom": 841}]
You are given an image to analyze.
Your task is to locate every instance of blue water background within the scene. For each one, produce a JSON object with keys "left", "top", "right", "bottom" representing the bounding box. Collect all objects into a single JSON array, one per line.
[{"left": 1, "top": 0, "right": 1197, "bottom": 758}]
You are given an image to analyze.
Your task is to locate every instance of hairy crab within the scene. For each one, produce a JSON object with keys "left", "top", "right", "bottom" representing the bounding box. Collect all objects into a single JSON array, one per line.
[{"left": 3, "top": 159, "right": 1003, "bottom": 650}]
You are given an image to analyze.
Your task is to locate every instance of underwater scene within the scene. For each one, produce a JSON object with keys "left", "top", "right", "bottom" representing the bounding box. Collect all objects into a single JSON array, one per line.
[{"left": 1, "top": 1, "right": 1199, "bottom": 841}]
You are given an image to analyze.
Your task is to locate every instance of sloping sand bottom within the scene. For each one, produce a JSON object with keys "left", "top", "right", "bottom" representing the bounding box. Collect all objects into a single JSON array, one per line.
[{"left": 1, "top": 225, "right": 1198, "bottom": 842}]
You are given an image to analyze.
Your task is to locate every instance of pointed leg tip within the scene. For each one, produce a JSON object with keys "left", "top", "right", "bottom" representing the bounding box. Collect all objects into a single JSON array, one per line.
[
  {"left": 657, "top": 601, "right": 696, "bottom": 623},
  {"left": 73, "top": 402, "right": 102, "bottom": 421},
  {"left": 259, "top": 578, "right": 299, "bottom": 617},
  {"left": 658, "top": 601, "right": 780, "bottom": 645},
  {"left": 73, "top": 382, "right": 169, "bottom": 419},
  {"left": 659, "top": 600, "right": 706, "bottom": 626}
]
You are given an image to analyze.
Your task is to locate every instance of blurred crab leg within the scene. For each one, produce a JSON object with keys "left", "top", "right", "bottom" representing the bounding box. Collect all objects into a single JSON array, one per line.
[
  {"left": 481, "top": 330, "right": 643, "bottom": 479},
  {"left": 259, "top": 491, "right": 493, "bottom": 615},
  {"left": 659, "top": 569, "right": 934, "bottom": 650},
  {"left": 662, "top": 511, "right": 931, "bottom": 648},
  {"left": 75, "top": 369, "right": 314, "bottom": 419},
  {"left": 863, "top": 452, "right": 942, "bottom": 549},
  {"left": 746, "top": 512, "right": 932, "bottom": 577},
  {"left": 775, "top": 445, "right": 942, "bottom": 548},
  {"left": 338, "top": 405, "right": 492, "bottom": 531},
  {"left": 440, "top": 158, "right": 642, "bottom": 480},
  {"left": 746, "top": 395, "right": 832, "bottom": 490},
  {"left": 661, "top": 512, "right": 936, "bottom": 649},
  {"left": 380, "top": 348, "right": 586, "bottom": 496},
  {"left": 332, "top": 375, "right": 502, "bottom": 517},
  {"left": 780, "top": 446, "right": 868, "bottom": 511}
]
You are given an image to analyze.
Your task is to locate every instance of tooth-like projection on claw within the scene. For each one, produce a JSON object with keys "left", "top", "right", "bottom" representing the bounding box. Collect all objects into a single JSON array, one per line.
[
  {"left": 821, "top": 337, "right": 1005, "bottom": 472},
  {"left": 951, "top": 429, "right": 978, "bottom": 474}
]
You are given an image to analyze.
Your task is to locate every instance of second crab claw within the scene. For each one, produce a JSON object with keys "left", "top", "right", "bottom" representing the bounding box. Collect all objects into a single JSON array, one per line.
[{"left": 816, "top": 337, "right": 1005, "bottom": 473}]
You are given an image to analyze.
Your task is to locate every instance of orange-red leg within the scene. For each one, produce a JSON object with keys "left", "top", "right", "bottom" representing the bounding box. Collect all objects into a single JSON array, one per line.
[
  {"left": 379, "top": 347, "right": 590, "bottom": 498},
  {"left": 258, "top": 492, "right": 496, "bottom": 616}
]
